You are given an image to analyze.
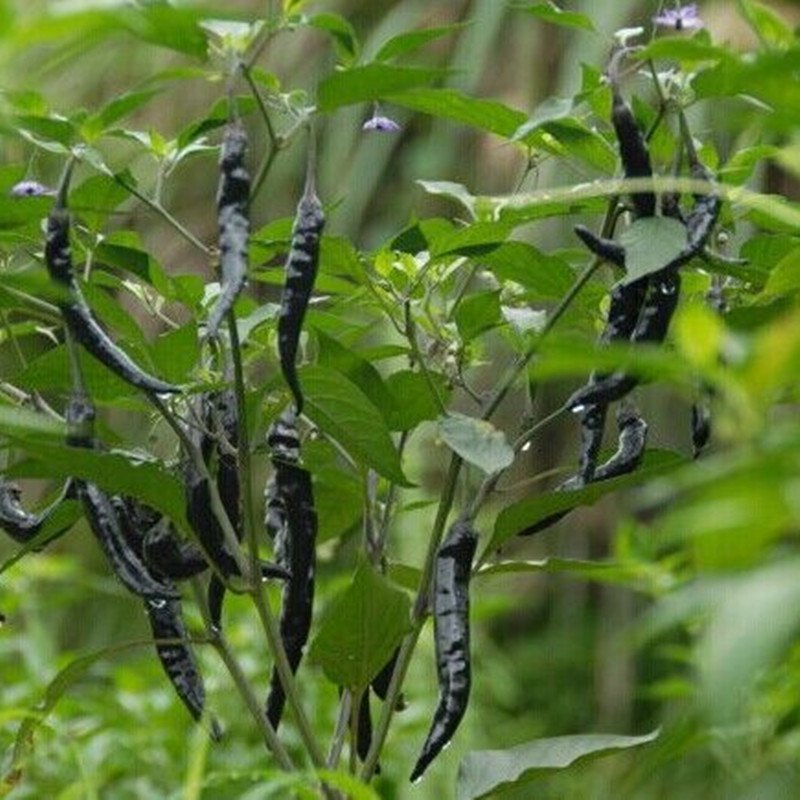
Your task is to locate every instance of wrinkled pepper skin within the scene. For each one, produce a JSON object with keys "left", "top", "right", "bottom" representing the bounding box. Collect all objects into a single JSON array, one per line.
[
  {"left": 206, "top": 123, "right": 250, "bottom": 339},
  {"left": 277, "top": 175, "right": 325, "bottom": 414},
  {"left": 264, "top": 410, "right": 317, "bottom": 729},
  {"left": 410, "top": 520, "right": 478, "bottom": 782}
]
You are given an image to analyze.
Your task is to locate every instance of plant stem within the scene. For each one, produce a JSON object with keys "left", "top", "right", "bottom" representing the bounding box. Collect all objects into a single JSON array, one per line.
[
  {"left": 250, "top": 589, "right": 328, "bottom": 767},
  {"left": 148, "top": 393, "right": 249, "bottom": 584},
  {"left": 326, "top": 690, "right": 352, "bottom": 769},
  {"left": 360, "top": 196, "right": 621, "bottom": 781},
  {"left": 405, "top": 300, "right": 447, "bottom": 416},
  {"left": 112, "top": 174, "right": 210, "bottom": 256},
  {"left": 224, "top": 314, "right": 327, "bottom": 767},
  {"left": 190, "top": 578, "right": 293, "bottom": 769}
]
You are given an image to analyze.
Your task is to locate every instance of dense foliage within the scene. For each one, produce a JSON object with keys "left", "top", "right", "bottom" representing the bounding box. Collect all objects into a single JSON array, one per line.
[{"left": 2, "top": 1, "right": 800, "bottom": 798}]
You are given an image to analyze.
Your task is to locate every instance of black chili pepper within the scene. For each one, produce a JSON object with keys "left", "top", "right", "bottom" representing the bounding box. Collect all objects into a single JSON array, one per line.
[
  {"left": 143, "top": 519, "right": 209, "bottom": 581},
  {"left": 410, "top": 520, "right": 478, "bottom": 783},
  {"left": 609, "top": 52, "right": 656, "bottom": 220},
  {"left": 277, "top": 141, "right": 325, "bottom": 414},
  {"left": 145, "top": 595, "right": 220, "bottom": 739},
  {"left": 0, "top": 477, "right": 73, "bottom": 546},
  {"left": 45, "top": 176, "right": 180, "bottom": 395},
  {"left": 206, "top": 122, "right": 250, "bottom": 339},
  {"left": 520, "top": 403, "right": 647, "bottom": 536},
  {"left": 264, "top": 409, "right": 317, "bottom": 729}
]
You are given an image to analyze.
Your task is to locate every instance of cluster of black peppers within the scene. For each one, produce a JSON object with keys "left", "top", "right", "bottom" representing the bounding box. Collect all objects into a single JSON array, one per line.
[
  {"left": 0, "top": 108, "right": 323, "bottom": 743},
  {"left": 0, "top": 48, "right": 725, "bottom": 783}
]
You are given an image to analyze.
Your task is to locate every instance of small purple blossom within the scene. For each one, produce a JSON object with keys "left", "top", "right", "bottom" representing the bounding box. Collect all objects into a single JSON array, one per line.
[
  {"left": 9, "top": 180, "right": 54, "bottom": 198},
  {"left": 362, "top": 106, "right": 401, "bottom": 133},
  {"left": 653, "top": 4, "right": 704, "bottom": 31}
]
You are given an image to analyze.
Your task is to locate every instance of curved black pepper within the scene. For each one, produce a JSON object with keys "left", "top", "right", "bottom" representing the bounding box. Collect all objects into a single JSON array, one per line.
[
  {"left": 44, "top": 182, "right": 179, "bottom": 395},
  {"left": 519, "top": 403, "right": 648, "bottom": 536},
  {"left": 277, "top": 148, "right": 325, "bottom": 414},
  {"left": 0, "top": 478, "right": 73, "bottom": 546},
  {"left": 206, "top": 123, "right": 250, "bottom": 339},
  {"left": 410, "top": 520, "right": 478, "bottom": 782}
]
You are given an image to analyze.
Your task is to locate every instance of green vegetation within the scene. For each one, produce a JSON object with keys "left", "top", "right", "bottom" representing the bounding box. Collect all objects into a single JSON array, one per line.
[{"left": 2, "top": 1, "right": 800, "bottom": 798}]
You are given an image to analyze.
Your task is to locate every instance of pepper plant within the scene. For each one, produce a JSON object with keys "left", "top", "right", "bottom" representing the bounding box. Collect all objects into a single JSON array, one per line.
[{"left": 3, "top": 1, "right": 800, "bottom": 798}]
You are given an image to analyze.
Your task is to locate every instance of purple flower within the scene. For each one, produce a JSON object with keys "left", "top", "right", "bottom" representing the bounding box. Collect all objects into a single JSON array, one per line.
[
  {"left": 9, "top": 180, "right": 54, "bottom": 198},
  {"left": 653, "top": 4, "right": 704, "bottom": 31},
  {"left": 362, "top": 112, "right": 401, "bottom": 133}
]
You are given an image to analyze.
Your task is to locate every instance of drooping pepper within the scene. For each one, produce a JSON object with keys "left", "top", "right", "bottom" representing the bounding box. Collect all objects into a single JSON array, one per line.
[
  {"left": 410, "top": 520, "right": 478, "bottom": 782},
  {"left": 264, "top": 408, "right": 317, "bottom": 729},
  {"left": 44, "top": 171, "right": 179, "bottom": 395},
  {"left": 206, "top": 122, "right": 250, "bottom": 339},
  {"left": 277, "top": 140, "right": 325, "bottom": 414}
]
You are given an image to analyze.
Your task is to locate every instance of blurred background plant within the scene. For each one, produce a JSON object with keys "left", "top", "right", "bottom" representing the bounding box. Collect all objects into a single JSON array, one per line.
[{"left": 2, "top": 0, "right": 800, "bottom": 798}]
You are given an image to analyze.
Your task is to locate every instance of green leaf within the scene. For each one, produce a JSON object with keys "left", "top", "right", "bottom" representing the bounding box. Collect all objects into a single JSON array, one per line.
[
  {"left": 318, "top": 64, "right": 448, "bottom": 112},
  {"left": 149, "top": 322, "right": 199, "bottom": 384},
  {"left": 438, "top": 413, "right": 514, "bottom": 474},
  {"left": 512, "top": 1, "right": 595, "bottom": 31},
  {"left": 456, "top": 730, "right": 659, "bottom": 800},
  {"left": 70, "top": 174, "right": 130, "bottom": 232},
  {"left": 300, "top": 366, "right": 411, "bottom": 486},
  {"left": 476, "top": 558, "right": 674, "bottom": 593},
  {"left": 479, "top": 242, "right": 575, "bottom": 299},
  {"left": 315, "top": 329, "right": 398, "bottom": 426},
  {"left": 389, "top": 87, "right": 527, "bottom": 139},
  {"left": 384, "top": 369, "right": 449, "bottom": 431},
  {"left": 309, "top": 561, "right": 412, "bottom": 691},
  {"left": 512, "top": 96, "right": 573, "bottom": 141},
  {"left": 0, "top": 404, "right": 64, "bottom": 441},
  {"left": 6, "top": 442, "right": 189, "bottom": 535},
  {"left": 4, "top": 640, "right": 159, "bottom": 790},
  {"left": 308, "top": 12, "right": 360, "bottom": 66},
  {"left": 637, "top": 37, "right": 727, "bottom": 63},
  {"left": 374, "top": 23, "right": 466, "bottom": 62},
  {"left": 619, "top": 217, "right": 687, "bottom": 283},
  {"left": 455, "top": 290, "right": 503, "bottom": 341},
  {"left": 489, "top": 450, "right": 685, "bottom": 551},
  {"left": 94, "top": 237, "right": 170, "bottom": 292},
  {"left": 739, "top": 0, "right": 794, "bottom": 49}
]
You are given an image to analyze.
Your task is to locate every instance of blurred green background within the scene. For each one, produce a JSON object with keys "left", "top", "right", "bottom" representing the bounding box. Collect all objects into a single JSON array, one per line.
[{"left": 3, "top": 1, "right": 800, "bottom": 798}]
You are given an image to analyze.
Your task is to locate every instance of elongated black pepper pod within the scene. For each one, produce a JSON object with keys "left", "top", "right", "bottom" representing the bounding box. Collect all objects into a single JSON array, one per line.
[
  {"left": 357, "top": 692, "right": 373, "bottom": 763},
  {"left": 277, "top": 135, "right": 325, "bottom": 414},
  {"left": 44, "top": 167, "right": 180, "bottom": 395},
  {"left": 608, "top": 51, "right": 655, "bottom": 220},
  {"left": 410, "top": 520, "right": 478, "bottom": 783},
  {"left": 143, "top": 520, "right": 209, "bottom": 580},
  {"left": 574, "top": 225, "right": 626, "bottom": 268},
  {"left": 206, "top": 123, "right": 250, "bottom": 339},
  {"left": 145, "top": 596, "right": 221, "bottom": 739},
  {"left": 264, "top": 409, "right": 317, "bottom": 729},
  {"left": 0, "top": 478, "right": 73, "bottom": 545},
  {"left": 65, "top": 394, "right": 177, "bottom": 599}
]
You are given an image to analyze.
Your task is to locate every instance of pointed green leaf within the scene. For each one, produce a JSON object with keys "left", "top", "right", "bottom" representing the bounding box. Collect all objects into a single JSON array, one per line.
[
  {"left": 374, "top": 23, "right": 467, "bottom": 62},
  {"left": 438, "top": 413, "right": 514, "bottom": 474},
  {"left": 619, "top": 217, "right": 687, "bottom": 283},
  {"left": 456, "top": 730, "right": 658, "bottom": 800},
  {"left": 512, "top": 1, "right": 594, "bottom": 31},
  {"left": 489, "top": 450, "right": 685, "bottom": 551},
  {"left": 300, "top": 366, "right": 411, "bottom": 485},
  {"left": 309, "top": 562, "right": 412, "bottom": 692},
  {"left": 318, "top": 64, "right": 448, "bottom": 111}
]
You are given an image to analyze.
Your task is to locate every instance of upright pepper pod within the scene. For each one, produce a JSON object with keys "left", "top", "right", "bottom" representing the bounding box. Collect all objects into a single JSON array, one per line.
[
  {"left": 264, "top": 409, "right": 317, "bottom": 729},
  {"left": 410, "top": 520, "right": 478, "bottom": 782},
  {"left": 277, "top": 138, "right": 325, "bottom": 414},
  {"left": 44, "top": 171, "right": 180, "bottom": 395},
  {"left": 206, "top": 122, "right": 251, "bottom": 339}
]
